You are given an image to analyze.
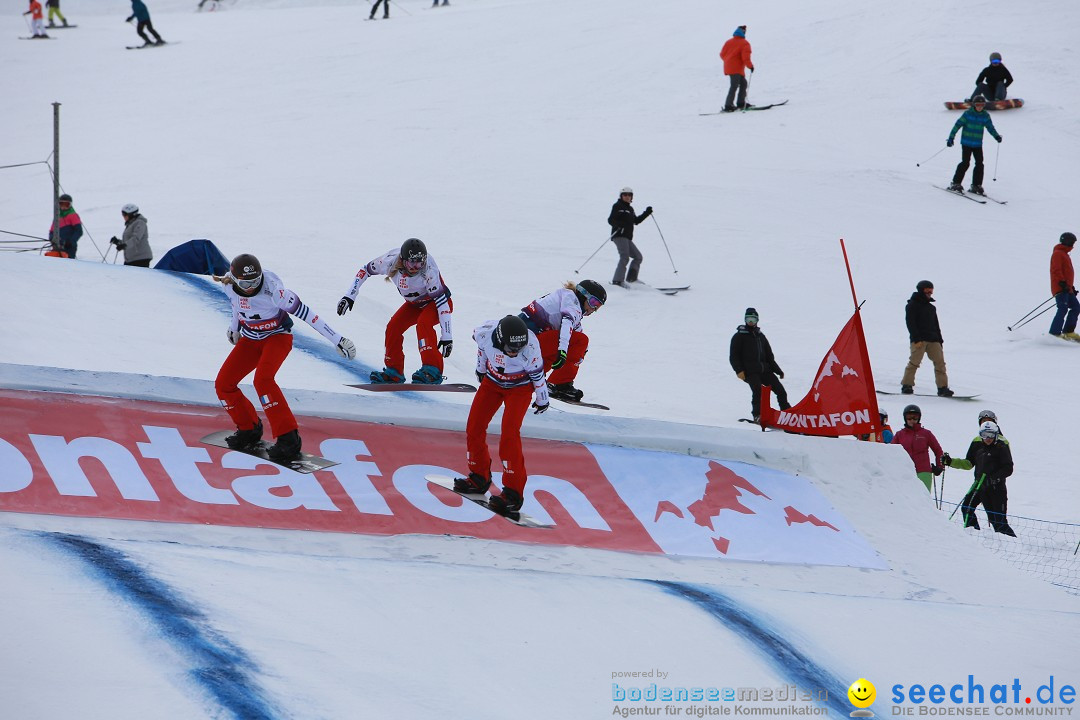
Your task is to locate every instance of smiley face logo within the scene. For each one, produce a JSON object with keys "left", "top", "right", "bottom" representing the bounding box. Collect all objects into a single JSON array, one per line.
[{"left": 848, "top": 678, "right": 876, "bottom": 709}]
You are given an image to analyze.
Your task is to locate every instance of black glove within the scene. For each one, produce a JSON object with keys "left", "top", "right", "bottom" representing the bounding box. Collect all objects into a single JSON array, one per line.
[
  {"left": 643, "top": 206, "right": 653, "bottom": 216},
  {"left": 995, "top": 135, "right": 1002, "bottom": 143},
  {"left": 438, "top": 339, "right": 453, "bottom": 358},
  {"left": 947, "top": 138, "right": 954, "bottom": 147},
  {"left": 532, "top": 401, "right": 549, "bottom": 415},
  {"left": 475, "top": 371, "right": 485, "bottom": 384},
  {"left": 941, "top": 452, "right": 952, "bottom": 466},
  {"left": 776, "top": 370, "right": 784, "bottom": 380},
  {"left": 931, "top": 464, "right": 943, "bottom": 477},
  {"left": 551, "top": 350, "right": 567, "bottom": 370},
  {"left": 110, "top": 236, "right": 121, "bottom": 245},
  {"left": 336, "top": 296, "right": 354, "bottom": 316}
]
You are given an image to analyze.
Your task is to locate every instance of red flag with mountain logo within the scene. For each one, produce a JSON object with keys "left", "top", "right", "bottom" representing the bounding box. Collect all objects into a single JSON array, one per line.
[{"left": 759, "top": 310, "right": 880, "bottom": 437}]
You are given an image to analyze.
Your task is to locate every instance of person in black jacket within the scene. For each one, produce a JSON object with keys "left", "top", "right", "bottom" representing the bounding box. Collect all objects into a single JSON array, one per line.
[
  {"left": 972, "top": 52, "right": 1013, "bottom": 101},
  {"left": 608, "top": 187, "right": 651, "bottom": 288},
  {"left": 729, "top": 307, "right": 789, "bottom": 421},
  {"left": 942, "top": 420, "right": 1016, "bottom": 536},
  {"left": 900, "top": 280, "right": 953, "bottom": 397}
]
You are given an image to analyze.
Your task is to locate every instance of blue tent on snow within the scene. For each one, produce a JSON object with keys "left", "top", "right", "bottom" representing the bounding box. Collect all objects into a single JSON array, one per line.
[{"left": 154, "top": 239, "right": 230, "bottom": 275}]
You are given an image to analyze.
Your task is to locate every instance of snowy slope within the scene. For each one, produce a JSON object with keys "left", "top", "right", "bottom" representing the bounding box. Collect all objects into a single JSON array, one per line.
[{"left": 2, "top": 0, "right": 1079, "bottom": 717}]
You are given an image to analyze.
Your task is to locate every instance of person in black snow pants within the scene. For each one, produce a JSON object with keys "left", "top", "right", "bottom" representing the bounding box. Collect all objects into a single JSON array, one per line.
[
  {"left": 369, "top": 0, "right": 389, "bottom": 20},
  {"left": 126, "top": 0, "right": 163, "bottom": 45},
  {"left": 608, "top": 186, "right": 651, "bottom": 288},
  {"left": 946, "top": 95, "right": 1001, "bottom": 195},
  {"left": 729, "top": 307, "right": 789, "bottom": 422},
  {"left": 941, "top": 420, "right": 1016, "bottom": 536},
  {"left": 972, "top": 52, "right": 1013, "bottom": 101}
]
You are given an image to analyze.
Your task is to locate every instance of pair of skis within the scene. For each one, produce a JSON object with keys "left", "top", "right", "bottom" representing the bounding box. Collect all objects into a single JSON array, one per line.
[
  {"left": 700, "top": 100, "right": 788, "bottom": 116},
  {"left": 935, "top": 185, "right": 1007, "bottom": 205}
]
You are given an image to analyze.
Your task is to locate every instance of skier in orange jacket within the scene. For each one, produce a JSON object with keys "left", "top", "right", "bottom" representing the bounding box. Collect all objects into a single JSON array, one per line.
[{"left": 720, "top": 25, "right": 754, "bottom": 112}]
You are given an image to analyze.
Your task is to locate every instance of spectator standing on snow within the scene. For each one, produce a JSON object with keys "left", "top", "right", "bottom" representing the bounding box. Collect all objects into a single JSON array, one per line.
[
  {"left": 941, "top": 420, "right": 1016, "bottom": 536},
  {"left": 859, "top": 410, "right": 893, "bottom": 443},
  {"left": 110, "top": 203, "right": 153, "bottom": 267},
  {"left": 23, "top": 0, "right": 48, "bottom": 38},
  {"left": 126, "top": 0, "right": 164, "bottom": 46},
  {"left": 1049, "top": 232, "right": 1079, "bottom": 340},
  {"left": 901, "top": 280, "right": 954, "bottom": 397},
  {"left": 891, "top": 404, "right": 945, "bottom": 493},
  {"left": 45, "top": 0, "right": 68, "bottom": 28},
  {"left": 608, "top": 187, "right": 651, "bottom": 288},
  {"left": 47, "top": 193, "right": 82, "bottom": 259},
  {"left": 729, "top": 307, "right": 790, "bottom": 422},
  {"left": 946, "top": 95, "right": 1001, "bottom": 196},
  {"left": 973, "top": 52, "right": 1013, "bottom": 101},
  {"left": 719, "top": 25, "right": 754, "bottom": 112}
]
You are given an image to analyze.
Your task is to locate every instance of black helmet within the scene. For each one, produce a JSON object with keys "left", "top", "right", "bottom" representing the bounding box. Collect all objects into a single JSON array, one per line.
[
  {"left": 1061, "top": 232, "right": 1077, "bottom": 247},
  {"left": 989, "top": 52, "right": 1002, "bottom": 62},
  {"left": 230, "top": 253, "right": 263, "bottom": 294},
  {"left": 400, "top": 238, "right": 427, "bottom": 263},
  {"left": 493, "top": 315, "right": 529, "bottom": 353},
  {"left": 58, "top": 193, "right": 72, "bottom": 204},
  {"left": 575, "top": 279, "right": 607, "bottom": 312},
  {"left": 971, "top": 94, "right": 987, "bottom": 105},
  {"left": 879, "top": 410, "right": 888, "bottom": 423},
  {"left": 916, "top": 280, "right": 934, "bottom": 292},
  {"left": 903, "top": 404, "right": 921, "bottom": 421}
]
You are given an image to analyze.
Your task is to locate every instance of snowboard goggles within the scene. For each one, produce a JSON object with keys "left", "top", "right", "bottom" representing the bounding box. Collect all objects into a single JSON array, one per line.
[
  {"left": 234, "top": 274, "right": 262, "bottom": 291},
  {"left": 577, "top": 286, "right": 604, "bottom": 311}
]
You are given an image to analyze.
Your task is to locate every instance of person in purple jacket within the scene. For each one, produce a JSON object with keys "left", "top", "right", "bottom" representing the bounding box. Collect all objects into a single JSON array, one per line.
[{"left": 891, "top": 404, "right": 945, "bottom": 492}]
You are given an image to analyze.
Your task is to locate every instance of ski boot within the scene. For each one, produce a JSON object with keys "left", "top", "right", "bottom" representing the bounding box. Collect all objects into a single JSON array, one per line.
[
  {"left": 548, "top": 382, "right": 584, "bottom": 401},
  {"left": 969, "top": 185, "right": 985, "bottom": 195},
  {"left": 453, "top": 472, "right": 491, "bottom": 495},
  {"left": 369, "top": 367, "right": 406, "bottom": 384},
  {"left": 225, "top": 420, "right": 263, "bottom": 450},
  {"left": 947, "top": 182, "right": 963, "bottom": 192},
  {"left": 937, "top": 386, "right": 955, "bottom": 397},
  {"left": 488, "top": 487, "right": 524, "bottom": 515},
  {"left": 410, "top": 364, "right": 444, "bottom": 384},
  {"left": 900, "top": 384, "right": 914, "bottom": 394},
  {"left": 267, "top": 429, "right": 302, "bottom": 462}
]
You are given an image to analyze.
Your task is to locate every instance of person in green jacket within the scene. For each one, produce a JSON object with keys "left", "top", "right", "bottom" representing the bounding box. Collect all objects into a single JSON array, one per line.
[
  {"left": 946, "top": 95, "right": 1002, "bottom": 196},
  {"left": 940, "top": 415, "right": 1016, "bottom": 536}
]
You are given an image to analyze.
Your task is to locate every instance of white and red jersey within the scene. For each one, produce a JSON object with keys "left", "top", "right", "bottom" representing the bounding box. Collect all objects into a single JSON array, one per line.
[
  {"left": 225, "top": 270, "right": 343, "bottom": 344},
  {"left": 473, "top": 320, "right": 549, "bottom": 406},
  {"left": 520, "top": 287, "right": 583, "bottom": 355},
  {"left": 344, "top": 248, "right": 453, "bottom": 341}
]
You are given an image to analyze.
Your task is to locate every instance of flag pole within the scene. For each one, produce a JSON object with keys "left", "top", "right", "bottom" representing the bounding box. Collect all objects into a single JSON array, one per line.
[{"left": 840, "top": 238, "right": 881, "bottom": 431}]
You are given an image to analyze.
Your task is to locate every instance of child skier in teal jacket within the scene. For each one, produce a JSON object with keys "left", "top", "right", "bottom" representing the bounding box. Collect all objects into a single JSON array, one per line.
[{"left": 946, "top": 95, "right": 1002, "bottom": 195}]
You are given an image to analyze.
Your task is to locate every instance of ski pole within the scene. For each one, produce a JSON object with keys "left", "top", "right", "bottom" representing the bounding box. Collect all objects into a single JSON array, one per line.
[
  {"left": 949, "top": 474, "right": 984, "bottom": 520},
  {"left": 1008, "top": 296, "right": 1056, "bottom": 330},
  {"left": 1011, "top": 303, "right": 1056, "bottom": 331},
  {"left": 916, "top": 146, "right": 948, "bottom": 167},
  {"left": 992, "top": 141, "right": 1000, "bottom": 182},
  {"left": 932, "top": 475, "right": 939, "bottom": 510},
  {"left": 650, "top": 213, "right": 679, "bottom": 274},
  {"left": 388, "top": 0, "right": 412, "bottom": 15},
  {"left": 574, "top": 237, "right": 609, "bottom": 274},
  {"left": 939, "top": 466, "right": 946, "bottom": 511},
  {"left": 740, "top": 71, "right": 753, "bottom": 112}
]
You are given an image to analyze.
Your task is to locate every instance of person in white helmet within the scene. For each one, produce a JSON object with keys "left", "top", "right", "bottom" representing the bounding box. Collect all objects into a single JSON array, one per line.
[
  {"left": 608, "top": 187, "right": 652, "bottom": 288},
  {"left": 941, "top": 418, "right": 1015, "bottom": 536},
  {"left": 110, "top": 203, "right": 153, "bottom": 267}
]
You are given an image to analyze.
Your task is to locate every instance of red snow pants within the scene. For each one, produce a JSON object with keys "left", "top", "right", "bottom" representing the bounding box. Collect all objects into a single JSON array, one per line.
[
  {"left": 537, "top": 329, "right": 590, "bottom": 384},
  {"left": 466, "top": 380, "right": 533, "bottom": 494},
  {"left": 215, "top": 333, "right": 297, "bottom": 438},
  {"left": 384, "top": 299, "right": 453, "bottom": 374}
]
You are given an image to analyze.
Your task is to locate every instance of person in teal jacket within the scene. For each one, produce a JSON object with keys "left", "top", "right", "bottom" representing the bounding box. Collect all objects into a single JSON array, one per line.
[
  {"left": 946, "top": 95, "right": 1001, "bottom": 196},
  {"left": 126, "top": 0, "right": 164, "bottom": 45}
]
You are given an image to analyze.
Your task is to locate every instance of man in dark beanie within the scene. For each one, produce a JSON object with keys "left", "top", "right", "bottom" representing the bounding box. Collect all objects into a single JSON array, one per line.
[
  {"left": 901, "top": 280, "right": 953, "bottom": 396},
  {"left": 720, "top": 25, "right": 754, "bottom": 112},
  {"left": 730, "top": 307, "right": 789, "bottom": 421}
]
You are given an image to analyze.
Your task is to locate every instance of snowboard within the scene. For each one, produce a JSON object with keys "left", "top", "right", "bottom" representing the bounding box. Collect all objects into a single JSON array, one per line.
[
  {"left": 550, "top": 396, "right": 609, "bottom": 410},
  {"left": 346, "top": 382, "right": 477, "bottom": 393},
  {"left": 876, "top": 389, "right": 980, "bottom": 400},
  {"left": 738, "top": 418, "right": 778, "bottom": 431},
  {"left": 19, "top": 36, "right": 56, "bottom": 40},
  {"left": 425, "top": 475, "right": 553, "bottom": 528},
  {"left": 944, "top": 99, "right": 1023, "bottom": 111},
  {"left": 200, "top": 430, "right": 339, "bottom": 474}
]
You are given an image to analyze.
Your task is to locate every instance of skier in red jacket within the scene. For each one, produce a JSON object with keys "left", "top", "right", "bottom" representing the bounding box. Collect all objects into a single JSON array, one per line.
[
  {"left": 1049, "top": 232, "right": 1079, "bottom": 339},
  {"left": 719, "top": 25, "right": 754, "bottom": 112}
]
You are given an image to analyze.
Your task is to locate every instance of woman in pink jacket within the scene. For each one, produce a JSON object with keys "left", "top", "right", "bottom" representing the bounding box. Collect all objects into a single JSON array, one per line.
[{"left": 891, "top": 404, "right": 945, "bottom": 492}]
